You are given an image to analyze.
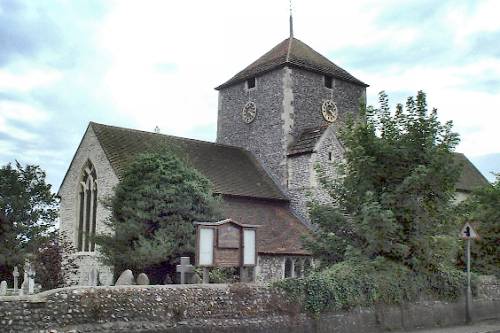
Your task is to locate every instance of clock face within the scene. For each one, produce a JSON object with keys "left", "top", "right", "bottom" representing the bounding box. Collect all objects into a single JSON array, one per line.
[
  {"left": 242, "top": 101, "right": 257, "bottom": 124},
  {"left": 321, "top": 99, "right": 338, "bottom": 123}
]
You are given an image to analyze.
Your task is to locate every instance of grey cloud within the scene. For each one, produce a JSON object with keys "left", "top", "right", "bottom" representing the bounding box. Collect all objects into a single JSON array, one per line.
[
  {"left": 0, "top": 1, "right": 62, "bottom": 66},
  {"left": 0, "top": 1, "right": 110, "bottom": 68}
]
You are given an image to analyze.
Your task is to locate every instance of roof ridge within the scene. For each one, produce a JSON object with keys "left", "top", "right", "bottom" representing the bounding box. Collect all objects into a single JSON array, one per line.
[
  {"left": 286, "top": 37, "right": 293, "bottom": 62},
  {"left": 89, "top": 121, "right": 252, "bottom": 152}
]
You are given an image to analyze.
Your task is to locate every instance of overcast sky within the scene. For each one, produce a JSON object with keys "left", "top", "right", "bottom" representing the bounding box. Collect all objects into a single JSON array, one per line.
[{"left": 0, "top": 0, "right": 499, "bottom": 190}]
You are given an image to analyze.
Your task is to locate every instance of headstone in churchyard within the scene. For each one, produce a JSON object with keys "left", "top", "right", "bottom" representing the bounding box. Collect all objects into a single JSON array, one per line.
[
  {"left": 176, "top": 257, "right": 193, "bottom": 284},
  {"left": 0, "top": 281, "right": 7, "bottom": 296},
  {"left": 99, "top": 272, "right": 113, "bottom": 286},
  {"left": 27, "top": 265, "right": 36, "bottom": 294},
  {"left": 88, "top": 268, "right": 99, "bottom": 286},
  {"left": 136, "top": 273, "right": 150, "bottom": 285},
  {"left": 115, "top": 269, "right": 135, "bottom": 286},
  {"left": 21, "top": 261, "right": 30, "bottom": 294},
  {"left": 12, "top": 266, "right": 19, "bottom": 293}
]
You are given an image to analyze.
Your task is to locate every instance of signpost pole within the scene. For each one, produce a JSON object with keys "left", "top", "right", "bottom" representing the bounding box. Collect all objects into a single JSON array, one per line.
[{"left": 465, "top": 237, "right": 472, "bottom": 324}]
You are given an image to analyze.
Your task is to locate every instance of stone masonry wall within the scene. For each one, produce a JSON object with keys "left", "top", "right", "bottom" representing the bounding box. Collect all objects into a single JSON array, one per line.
[
  {"left": 217, "top": 66, "right": 365, "bottom": 194},
  {"left": 217, "top": 69, "right": 287, "bottom": 188},
  {"left": 58, "top": 125, "right": 117, "bottom": 286},
  {"left": 1, "top": 279, "right": 499, "bottom": 333},
  {"left": 288, "top": 126, "right": 345, "bottom": 223},
  {"left": 256, "top": 255, "right": 286, "bottom": 282},
  {"left": 289, "top": 67, "right": 366, "bottom": 141}
]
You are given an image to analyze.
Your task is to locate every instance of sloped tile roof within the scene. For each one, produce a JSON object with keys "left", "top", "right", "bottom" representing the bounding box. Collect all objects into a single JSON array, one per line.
[
  {"left": 90, "top": 122, "right": 287, "bottom": 201},
  {"left": 221, "top": 196, "right": 311, "bottom": 255},
  {"left": 216, "top": 37, "right": 368, "bottom": 90},
  {"left": 454, "top": 153, "right": 490, "bottom": 192},
  {"left": 288, "top": 126, "right": 328, "bottom": 156}
]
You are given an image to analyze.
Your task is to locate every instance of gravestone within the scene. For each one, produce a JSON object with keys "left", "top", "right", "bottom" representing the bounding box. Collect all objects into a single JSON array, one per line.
[
  {"left": 20, "top": 262, "right": 30, "bottom": 295},
  {"left": 176, "top": 257, "right": 193, "bottom": 284},
  {"left": 27, "top": 265, "right": 36, "bottom": 294},
  {"left": 0, "top": 281, "right": 7, "bottom": 296},
  {"left": 12, "top": 266, "right": 19, "bottom": 293},
  {"left": 136, "top": 273, "right": 150, "bottom": 285},
  {"left": 88, "top": 268, "right": 99, "bottom": 286},
  {"left": 115, "top": 269, "right": 135, "bottom": 285}
]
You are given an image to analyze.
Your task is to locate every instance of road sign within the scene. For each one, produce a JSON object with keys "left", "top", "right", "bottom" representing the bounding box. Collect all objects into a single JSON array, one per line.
[
  {"left": 460, "top": 222, "right": 479, "bottom": 240},
  {"left": 460, "top": 222, "right": 480, "bottom": 324}
]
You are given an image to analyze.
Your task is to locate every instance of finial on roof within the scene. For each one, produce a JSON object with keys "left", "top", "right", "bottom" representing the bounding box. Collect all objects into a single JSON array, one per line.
[{"left": 289, "top": 0, "right": 294, "bottom": 38}]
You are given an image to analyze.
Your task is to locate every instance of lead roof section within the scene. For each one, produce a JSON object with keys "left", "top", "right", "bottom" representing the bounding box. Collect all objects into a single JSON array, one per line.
[
  {"left": 90, "top": 122, "right": 288, "bottom": 201},
  {"left": 216, "top": 37, "right": 368, "bottom": 90}
]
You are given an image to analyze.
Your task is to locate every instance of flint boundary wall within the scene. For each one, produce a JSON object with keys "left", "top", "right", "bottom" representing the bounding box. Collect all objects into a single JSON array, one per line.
[{"left": 0, "top": 278, "right": 499, "bottom": 333}]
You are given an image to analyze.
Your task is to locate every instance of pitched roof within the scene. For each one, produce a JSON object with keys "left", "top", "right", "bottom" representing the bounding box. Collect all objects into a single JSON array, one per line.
[
  {"left": 90, "top": 122, "right": 287, "bottom": 201},
  {"left": 216, "top": 37, "right": 368, "bottom": 90},
  {"left": 453, "top": 153, "right": 490, "bottom": 192},
  {"left": 288, "top": 126, "right": 329, "bottom": 156},
  {"left": 221, "top": 196, "right": 311, "bottom": 255}
]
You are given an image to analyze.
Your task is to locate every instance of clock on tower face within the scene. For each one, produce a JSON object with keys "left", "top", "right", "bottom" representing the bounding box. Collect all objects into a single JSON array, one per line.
[
  {"left": 321, "top": 99, "right": 338, "bottom": 123},
  {"left": 242, "top": 101, "right": 257, "bottom": 124}
]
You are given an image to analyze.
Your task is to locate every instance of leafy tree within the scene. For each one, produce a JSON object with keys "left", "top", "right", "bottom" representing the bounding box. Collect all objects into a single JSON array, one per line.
[
  {"left": 0, "top": 161, "right": 58, "bottom": 282},
  {"left": 306, "top": 91, "right": 461, "bottom": 272},
  {"left": 458, "top": 174, "right": 500, "bottom": 277},
  {"left": 32, "top": 232, "right": 79, "bottom": 290},
  {"left": 95, "top": 151, "right": 221, "bottom": 283}
]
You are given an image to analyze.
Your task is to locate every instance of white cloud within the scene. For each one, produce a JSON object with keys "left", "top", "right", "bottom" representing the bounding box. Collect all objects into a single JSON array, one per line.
[{"left": 0, "top": 68, "right": 62, "bottom": 92}]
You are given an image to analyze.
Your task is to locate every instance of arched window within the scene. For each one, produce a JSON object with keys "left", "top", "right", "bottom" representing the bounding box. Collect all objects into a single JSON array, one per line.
[
  {"left": 284, "top": 258, "right": 293, "bottom": 278},
  {"left": 303, "top": 258, "right": 312, "bottom": 276},
  {"left": 77, "top": 160, "right": 97, "bottom": 252}
]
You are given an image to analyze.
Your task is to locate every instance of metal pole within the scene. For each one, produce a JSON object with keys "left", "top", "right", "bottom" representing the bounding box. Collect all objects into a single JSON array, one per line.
[{"left": 465, "top": 238, "right": 472, "bottom": 324}]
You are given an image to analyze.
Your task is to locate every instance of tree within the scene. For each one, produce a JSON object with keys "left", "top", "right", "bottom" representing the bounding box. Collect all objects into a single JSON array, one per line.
[
  {"left": 32, "top": 232, "right": 79, "bottom": 290},
  {"left": 458, "top": 174, "right": 500, "bottom": 277},
  {"left": 306, "top": 91, "right": 461, "bottom": 272},
  {"left": 95, "top": 151, "right": 221, "bottom": 283},
  {"left": 0, "top": 161, "right": 58, "bottom": 282}
]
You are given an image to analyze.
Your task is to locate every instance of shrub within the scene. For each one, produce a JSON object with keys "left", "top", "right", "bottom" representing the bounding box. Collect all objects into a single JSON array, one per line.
[{"left": 274, "top": 257, "right": 468, "bottom": 316}]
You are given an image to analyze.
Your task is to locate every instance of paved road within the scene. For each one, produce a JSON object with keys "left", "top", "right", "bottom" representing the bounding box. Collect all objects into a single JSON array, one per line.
[{"left": 393, "top": 320, "right": 500, "bottom": 333}]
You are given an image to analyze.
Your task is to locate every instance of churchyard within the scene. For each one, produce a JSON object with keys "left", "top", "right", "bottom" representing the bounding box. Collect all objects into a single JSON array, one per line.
[{"left": 1, "top": 4, "right": 500, "bottom": 331}]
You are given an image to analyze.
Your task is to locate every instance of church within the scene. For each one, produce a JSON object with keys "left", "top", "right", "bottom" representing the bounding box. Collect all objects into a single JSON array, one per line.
[{"left": 58, "top": 29, "right": 489, "bottom": 285}]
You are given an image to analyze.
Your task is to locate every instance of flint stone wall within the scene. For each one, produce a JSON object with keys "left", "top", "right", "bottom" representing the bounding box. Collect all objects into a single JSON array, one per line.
[
  {"left": 58, "top": 125, "right": 116, "bottom": 286},
  {"left": 0, "top": 279, "right": 499, "bottom": 333}
]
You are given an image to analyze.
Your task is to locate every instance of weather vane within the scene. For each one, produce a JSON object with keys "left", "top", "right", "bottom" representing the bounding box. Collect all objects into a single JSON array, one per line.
[{"left": 289, "top": 0, "right": 294, "bottom": 38}]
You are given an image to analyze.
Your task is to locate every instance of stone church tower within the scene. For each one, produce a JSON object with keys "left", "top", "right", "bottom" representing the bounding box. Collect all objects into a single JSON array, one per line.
[{"left": 216, "top": 34, "right": 368, "bottom": 221}]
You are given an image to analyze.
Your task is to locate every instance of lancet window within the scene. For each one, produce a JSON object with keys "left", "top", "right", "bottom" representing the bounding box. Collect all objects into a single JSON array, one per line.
[{"left": 77, "top": 161, "right": 98, "bottom": 252}]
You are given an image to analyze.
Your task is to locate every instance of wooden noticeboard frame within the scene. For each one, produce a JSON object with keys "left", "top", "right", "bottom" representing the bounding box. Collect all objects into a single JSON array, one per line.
[{"left": 194, "top": 219, "right": 259, "bottom": 268}]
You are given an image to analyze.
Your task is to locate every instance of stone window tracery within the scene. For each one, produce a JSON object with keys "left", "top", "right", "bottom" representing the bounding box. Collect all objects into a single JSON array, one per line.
[{"left": 77, "top": 160, "right": 98, "bottom": 252}]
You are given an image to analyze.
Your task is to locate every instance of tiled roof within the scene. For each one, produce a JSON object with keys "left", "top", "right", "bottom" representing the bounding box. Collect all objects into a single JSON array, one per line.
[
  {"left": 288, "top": 126, "right": 329, "bottom": 156},
  {"left": 454, "top": 153, "right": 490, "bottom": 192},
  {"left": 216, "top": 37, "right": 368, "bottom": 90},
  {"left": 221, "top": 196, "right": 311, "bottom": 255},
  {"left": 90, "top": 122, "right": 287, "bottom": 201}
]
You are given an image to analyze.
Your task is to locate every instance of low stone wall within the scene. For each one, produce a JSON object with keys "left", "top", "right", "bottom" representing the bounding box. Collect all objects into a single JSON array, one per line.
[{"left": 0, "top": 280, "right": 499, "bottom": 333}]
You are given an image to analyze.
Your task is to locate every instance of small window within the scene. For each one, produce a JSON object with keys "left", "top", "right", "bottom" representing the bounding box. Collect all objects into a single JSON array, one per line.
[
  {"left": 324, "top": 75, "right": 333, "bottom": 89},
  {"left": 247, "top": 77, "right": 256, "bottom": 89},
  {"left": 328, "top": 152, "right": 333, "bottom": 161}
]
